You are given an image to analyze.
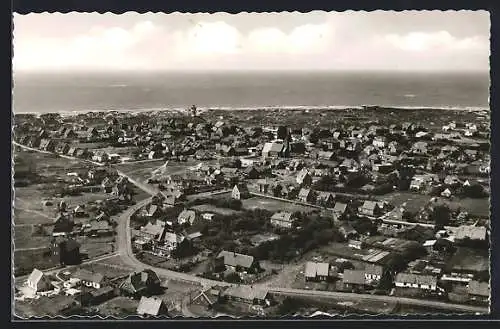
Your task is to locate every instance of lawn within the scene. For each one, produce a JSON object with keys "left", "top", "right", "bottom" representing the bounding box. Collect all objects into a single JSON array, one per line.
[
  {"left": 14, "top": 249, "right": 58, "bottom": 277},
  {"left": 14, "top": 225, "right": 51, "bottom": 250},
  {"left": 13, "top": 208, "right": 54, "bottom": 226},
  {"left": 93, "top": 296, "right": 139, "bottom": 318},
  {"left": 380, "top": 191, "right": 431, "bottom": 210},
  {"left": 191, "top": 204, "right": 242, "bottom": 216},
  {"left": 79, "top": 236, "right": 116, "bottom": 259},
  {"left": 444, "top": 197, "right": 490, "bottom": 218},
  {"left": 241, "top": 197, "right": 317, "bottom": 213},
  {"left": 447, "top": 247, "right": 489, "bottom": 273},
  {"left": 14, "top": 294, "right": 78, "bottom": 318}
]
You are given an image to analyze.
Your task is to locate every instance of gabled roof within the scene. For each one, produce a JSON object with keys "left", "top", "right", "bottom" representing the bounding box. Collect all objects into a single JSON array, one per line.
[
  {"left": 333, "top": 202, "right": 347, "bottom": 213},
  {"left": 28, "top": 268, "right": 45, "bottom": 285},
  {"left": 343, "top": 270, "right": 366, "bottom": 285},
  {"left": 262, "top": 142, "right": 284, "bottom": 154},
  {"left": 305, "top": 262, "right": 330, "bottom": 278},
  {"left": 217, "top": 250, "right": 255, "bottom": 268},
  {"left": 73, "top": 268, "right": 105, "bottom": 283},
  {"left": 395, "top": 273, "right": 437, "bottom": 286},
  {"left": 178, "top": 209, "right": 196, "bottom": 224},
  {"left": 298, "top": 188, "right": 312, "bottom": 198},
  {"left": 365, "top": 264, "right": 383, "bottom": 276},
  {"left": 467, "top": 280, "right": 490, "bottom": 297},
  {"left": 137, "top": 296, "right": 165, "bottom": 316},
  {"left": 270, "top": 211, "right": 293, "bottom": 223}
]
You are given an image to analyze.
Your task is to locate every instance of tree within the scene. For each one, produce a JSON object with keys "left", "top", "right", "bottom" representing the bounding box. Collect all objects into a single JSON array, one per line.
[
  {"left": 429, "top": 205, "right": 451, "bottom": 228},
  {"left": 225, "top": 272, "right": 242, "bottom": 283},
  {"left": 462, "top": 184, "right": 486, "bottom": 198}
]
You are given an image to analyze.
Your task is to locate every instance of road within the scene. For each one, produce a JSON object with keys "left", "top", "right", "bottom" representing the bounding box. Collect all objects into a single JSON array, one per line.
[
  {"left": 268, "top": 287, "right": 488, "bottom": 313},
  {"left": 13, "top": 142, "right": 488, "bottom": 314}
]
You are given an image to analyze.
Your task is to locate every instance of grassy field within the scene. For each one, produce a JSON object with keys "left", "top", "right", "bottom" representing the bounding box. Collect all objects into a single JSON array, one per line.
[
  {"left": 381, "top": 191, "right": 431, "bottom": 210},
  {"left": 13, "top": 208, "right": 54, "bottom": 226},
  {"left": 14, "top": 294, "right": 78, "bottom": 318},
  {"left": 241, "top": 197, "right": 317, "bottom": 213},
  {"left": 191, "top": 204, "right": 242, "bottom": 216},
  {"left": 447, "top": 247, "right": 489, "bottom": 273},
  {"left": 443, "top": 197, "right": 490, "bottom": 218},
  {"left": 14, "top": 226, "right": 51, "bottom": 250},
  {"left": 14, "top": 249, "right": 58, "bottom": 276},
  {"left": 79, "top": 236, "right": 116, "bottom": 259},
  {"left": 94, "top": 296, "right": 139, "bottom": 317}
]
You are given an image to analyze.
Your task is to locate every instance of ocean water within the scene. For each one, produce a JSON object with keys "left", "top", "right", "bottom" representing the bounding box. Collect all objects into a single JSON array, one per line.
[{"left": 12, "top": 71, "right": 490, "bottom": 113}]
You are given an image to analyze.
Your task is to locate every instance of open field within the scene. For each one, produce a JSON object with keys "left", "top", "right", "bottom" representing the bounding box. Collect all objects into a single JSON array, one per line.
[
  {"left": 14, "top": 294, "right": 79, "bottom": 318},
  {"left": 94, "top": 296, "right": 139, "bottom": 317},
  {"left": 191, "top": 204, "right": 242, "bottom": 216},
  {"left": 14, "top": 249, "right": 58, "bottom": 277},
  {"left": 381, "top": 191, "right": 430, "bottom": 210},
  {"left": 14, "top": 225, "right": 51, "bottom": 250},
  {"left": 447, "top": 247, "right": 489, "bottom": 273},
  {"left": 241, "top": 196, "right": 317, "bottom": 213},
  {"left": 442, "top": 197, "right": 490, "bottom": 218},
  {"left": 79, "top": 236, "right": 116, "bottom": 259},
  {"left": 13, "top": 208, "right": 54, "bottom": 226}
]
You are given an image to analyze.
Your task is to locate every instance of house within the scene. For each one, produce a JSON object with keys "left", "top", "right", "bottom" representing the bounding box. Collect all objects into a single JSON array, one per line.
[
  {"left": 256, "top": 179, "right": 272, "bottom": 194},
  {"left": 55, "top": 142, "right": 70, "bottom": 154},
  {"left": 467, "top": 280, "right": 490, "bottom": 302},
  {"left": 332, "top": 202, "right": 348, "bottom": 221},
  {"left": 92, "top": 150, "right": 108, "bottom": 163},
  {"left": 441, "top": 188, "right": 452, "bottom": 198},
  {"left": 451, "top": 225, "right": 488, "bottom": 241},
  {"left": 142, "top": 204, "right": 161, "bottom": 218},
  {"left": 394, "top": 273, "right": 437, "bottom": 291},
  {"left": 222, "top": 286, "right": 270, "bottom": 306},
  {"left": 160, "top": 232, "right": 185, "bottom": 251},
  {"left": 53, "top": 213, "right": 74, "bottom": 233},
  {"left": 80, "top": 286, "right": 115, "bottom": 306},
  {"left": 316, "top": 192, "right": 335, "bottom": 207},
  {"left": 243, "top": 166, "right": 261, "bottom": 179},
  {"left": 270, "top": 211, "right": 294, "bottom": 229},
  {"left": 177, "top": 209, "right": 197, "bottom": 225},
  {"left": 348, "top": 240, "right": 364, "bottom": 250},
  {"left": 215, "top": 250, "right": 259, "bottom": 273},
  {"left": 87, "top": 127, "right": 99, "bottom": 139},
  {"left": 73, "top": 205, "right": 86, "bottom": 218},
  {"left": 119, "top": 270, "right": 162, "bottom": 298},
  {"left": 358, "top": 200, "right": 382, "bottom": 217},
  {"left": 52, "top": 237, "right": 81, "bottom": 265},
  {"left": 72, "top": 269, "right": 105, "bottom": 289},
  {"left": 296, "top": 169, "right": 312, "bottom": 186},
  {"left": 26, "top": 269, "right": 52, "bottom": 293},
  {"left": 444, "top": 175, "right": 461, "bottom": 186},
  {"left": 339, "top": 223, "right": 358, "bottom": 240},
  {"left": 138, "top": 222, "right": 166, "bottom": 241},
  {"left": 318, "top": 151, "right": 335, "bottom": 161},
  {"left": 87, "top": 220, "right": 113, "bottom": 237},
  {"left": 298, "top": 188, "right": 315, "bottom": 203},
  {"left": 372, "top": 136, "right": 387, "bottom": 148},
  {"left": 364, "top": 264, "right": 384, "bottom": 283},
  {"left": 412, "top": 142, "right": 428, "bottom": 155},
  {"left": 261, "top": 142, "right": 286, "bottom": 158},
  {"left": 342, "top": 270, "right": 367, "bottom": 288},
  {"left": 40, "top": 138, "right": 55, "bottom": 152},
  {"left": 232, "top": 184, "right": 250, "bottom": 200},
  {"left": 136, "top": 296, "right": 168, "bottom": 317},
  {"left": 201, "top": 212, "right": 215, "bottom": 221},
  {"left": 304, "top": 262, "right": 330, "bottom": 282},
  {"left": 101, "top": 177, "right": 114, "bottom": 193}
]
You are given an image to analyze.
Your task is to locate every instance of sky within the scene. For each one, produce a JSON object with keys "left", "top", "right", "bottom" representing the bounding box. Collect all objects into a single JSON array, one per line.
[{"left": 12, "top": 11, "right": 490, "bottom": 72}]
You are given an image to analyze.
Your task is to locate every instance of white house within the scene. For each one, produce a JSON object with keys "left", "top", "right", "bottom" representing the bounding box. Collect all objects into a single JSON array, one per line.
[
  {"left": 395, "top": 273, "right": 437, "bottom": 291},
  {"left": 26, "top": 269, "right": 52, "bottom": 293}
]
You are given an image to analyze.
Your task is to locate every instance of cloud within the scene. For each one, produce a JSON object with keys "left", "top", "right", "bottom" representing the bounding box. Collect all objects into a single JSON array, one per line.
[
  {"left": 12, "top": 17, "right": 488, "bottom": 71},
  {"left": 382, "top": 31, "right": 488, "bottom": 52}
]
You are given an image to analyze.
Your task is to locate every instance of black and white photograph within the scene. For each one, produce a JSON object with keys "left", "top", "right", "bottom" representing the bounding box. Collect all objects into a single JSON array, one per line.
[{"left": 12, "top": 10, "right": 491, "bottom": 318}]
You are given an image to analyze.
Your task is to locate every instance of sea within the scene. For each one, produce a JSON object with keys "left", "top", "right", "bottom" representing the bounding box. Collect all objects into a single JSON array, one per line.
[{"left": 12, "top": 70, "right": 490, "bottom": 114}]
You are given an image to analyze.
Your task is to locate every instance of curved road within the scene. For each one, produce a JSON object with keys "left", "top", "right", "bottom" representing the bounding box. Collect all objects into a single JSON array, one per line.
[{"left": 14, "top": 142, "right": 488, "bottom": 314}]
